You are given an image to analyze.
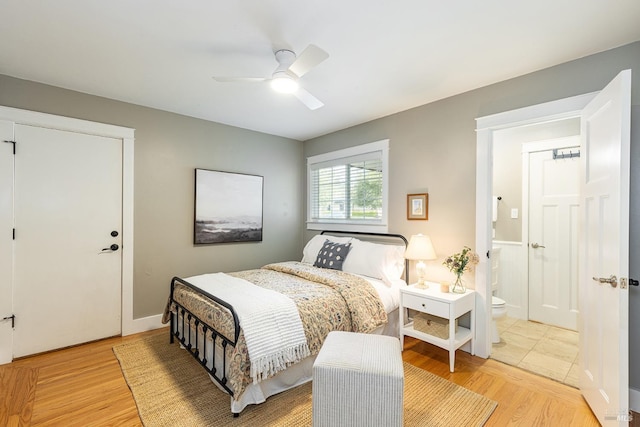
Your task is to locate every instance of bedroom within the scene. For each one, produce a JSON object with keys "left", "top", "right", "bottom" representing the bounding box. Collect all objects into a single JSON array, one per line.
[{"left": 1, "top": 1, "right": 640, "bottom": 425}]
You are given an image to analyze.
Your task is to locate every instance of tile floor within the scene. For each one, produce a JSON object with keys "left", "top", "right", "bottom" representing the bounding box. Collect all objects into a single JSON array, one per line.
[{"left": 490, "top": 315, "right": 579, "bottom": 388}]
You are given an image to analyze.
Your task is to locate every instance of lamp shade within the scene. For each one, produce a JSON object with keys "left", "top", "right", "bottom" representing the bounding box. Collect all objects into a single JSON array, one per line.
[{"left": 404, "top": 234, "right": 437, "bottom": 260}]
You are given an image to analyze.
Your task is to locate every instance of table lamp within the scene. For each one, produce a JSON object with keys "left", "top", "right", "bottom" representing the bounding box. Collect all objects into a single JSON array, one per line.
[{"left": 404, "top": 234, "right": 437, "bottom": 289}]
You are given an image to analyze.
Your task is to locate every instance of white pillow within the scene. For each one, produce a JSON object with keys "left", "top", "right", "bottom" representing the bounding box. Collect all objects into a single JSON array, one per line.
[
  {"left": 342, "top": 239, "right": 406, "bottom": 285},
  {"left": 301, "top": 234, "right": 352, "bottom": 264}
]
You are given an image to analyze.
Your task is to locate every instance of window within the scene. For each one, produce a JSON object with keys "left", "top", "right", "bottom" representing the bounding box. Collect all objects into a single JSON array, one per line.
[{"left": 307, "top": 139, "right": 389, "bottom": 232}]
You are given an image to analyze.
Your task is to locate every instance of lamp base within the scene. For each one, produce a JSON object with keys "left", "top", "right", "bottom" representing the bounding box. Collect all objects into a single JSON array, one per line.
[{"left": 414, "top": 280, "right": 429, "bottom": 289}]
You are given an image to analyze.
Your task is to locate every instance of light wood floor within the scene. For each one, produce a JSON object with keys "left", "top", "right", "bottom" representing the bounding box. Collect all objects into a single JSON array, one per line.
[{"left": 1, "top": 328, "right": 601, "bottom": 426}]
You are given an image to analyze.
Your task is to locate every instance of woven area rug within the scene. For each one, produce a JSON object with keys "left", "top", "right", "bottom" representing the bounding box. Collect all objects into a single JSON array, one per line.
[{"left": 113, "top": 334, "right": 497, "bottom": 426}]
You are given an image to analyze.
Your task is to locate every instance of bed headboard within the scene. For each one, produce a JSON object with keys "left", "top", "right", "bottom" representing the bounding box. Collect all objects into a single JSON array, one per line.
[{"left": 320, "top": 230, "right": 409, "bottom": 284}]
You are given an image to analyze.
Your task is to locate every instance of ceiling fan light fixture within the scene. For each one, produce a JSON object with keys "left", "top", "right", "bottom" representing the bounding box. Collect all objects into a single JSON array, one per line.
[
  {"left": 212, "top": 44, "right": 328, "bottom": 109},
  {"left": 270, "top": 74, "right": 299, "bottom": 94}
]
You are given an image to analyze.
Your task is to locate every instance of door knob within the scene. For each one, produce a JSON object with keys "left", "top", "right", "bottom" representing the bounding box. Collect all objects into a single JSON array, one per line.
[
  {"left": 101, "top": 244, "right": 119, "bottom": 252},
  {"left": 592, "top": 275, "right": 617, "bottom": 287},
  {"left": 531, "top": 243, "right": 546, "bottom": 249}
]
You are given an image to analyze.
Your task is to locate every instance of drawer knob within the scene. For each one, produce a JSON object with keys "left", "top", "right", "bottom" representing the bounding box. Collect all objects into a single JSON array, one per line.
[{"left": 421, "top": 303, "right": 425, "bottom": 307}]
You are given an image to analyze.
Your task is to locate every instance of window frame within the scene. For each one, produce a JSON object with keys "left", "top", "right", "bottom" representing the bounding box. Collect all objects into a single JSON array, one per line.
[{"left": 306, "top": 139, "right": 389, "bottom": 232}]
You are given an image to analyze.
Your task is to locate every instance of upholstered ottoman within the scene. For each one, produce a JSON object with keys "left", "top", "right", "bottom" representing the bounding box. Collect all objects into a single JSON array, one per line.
[{"left": 312, "top": 331, "right": 404, "bottom": 427}]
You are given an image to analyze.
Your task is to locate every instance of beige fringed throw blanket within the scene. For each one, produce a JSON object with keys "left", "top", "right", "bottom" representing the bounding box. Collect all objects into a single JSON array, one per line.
[{"left": 182, "top": 272, "right": 311, "bottom": 384}]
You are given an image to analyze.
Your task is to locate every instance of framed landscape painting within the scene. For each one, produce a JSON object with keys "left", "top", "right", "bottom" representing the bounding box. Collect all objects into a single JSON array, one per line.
[{"left": 194, "top": 169, "right": 263, "bottom": 244}]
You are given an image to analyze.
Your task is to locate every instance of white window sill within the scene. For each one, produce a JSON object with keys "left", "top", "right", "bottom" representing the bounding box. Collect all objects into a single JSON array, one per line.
[{"left": 306, "top": 221, "right": 388, "bottom": 233}]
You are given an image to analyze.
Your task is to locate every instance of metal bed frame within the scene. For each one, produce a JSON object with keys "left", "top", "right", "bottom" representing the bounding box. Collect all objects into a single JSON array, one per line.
[
  {"left": 169, "top": 276, "right": 240, "bottom": 396},
  {"left": 168, "top": 231, "right": 408, "bottom": 415}
]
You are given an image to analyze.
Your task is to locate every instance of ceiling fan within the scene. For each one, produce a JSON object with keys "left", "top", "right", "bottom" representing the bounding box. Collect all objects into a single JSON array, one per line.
[{"left": 213, "top": 44, "right": 329, "bottom": 110}]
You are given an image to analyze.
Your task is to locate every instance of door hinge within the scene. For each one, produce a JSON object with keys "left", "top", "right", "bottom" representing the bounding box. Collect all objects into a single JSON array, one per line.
[
  {"left": 3, "top": 140, "right": 16, "bottom": 154},
  {"left": 13, "top": 228, "right": 15, "bottom": 240},
  {"left": 1, "top": 314, "right": 15, "bottom": 328},
  {"left": 486, "top": 250, "right": 490, "bottom": 259}
]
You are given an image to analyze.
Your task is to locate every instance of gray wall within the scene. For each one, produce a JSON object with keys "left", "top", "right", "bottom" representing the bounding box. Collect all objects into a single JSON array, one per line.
[
  {"left": 0, "top": 75, "right": 305, "bottom": 318},
  {"left": 304, "top": 41, "right": 640, "bottom": 385}
]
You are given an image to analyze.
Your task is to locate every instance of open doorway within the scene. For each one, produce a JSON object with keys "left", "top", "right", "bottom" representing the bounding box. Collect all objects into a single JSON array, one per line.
[
  {"left": 476, "top": 70, "right": 632, "bottom": 425},
  {"left": 490, "top": 119, "right": 581, "bottom": 386},
  {"left": 473, "top": 92, "right": 596, "bottom": 362}
]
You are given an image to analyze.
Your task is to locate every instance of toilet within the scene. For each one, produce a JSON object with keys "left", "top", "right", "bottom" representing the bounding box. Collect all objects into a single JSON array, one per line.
[{"left": 491, "top": 296, "right": 507, "bottom": 343}]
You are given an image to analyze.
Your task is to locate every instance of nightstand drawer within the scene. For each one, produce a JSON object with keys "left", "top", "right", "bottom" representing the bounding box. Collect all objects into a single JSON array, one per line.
[{"left": 402, "top": 293, "right": 449, "bottom": 318}]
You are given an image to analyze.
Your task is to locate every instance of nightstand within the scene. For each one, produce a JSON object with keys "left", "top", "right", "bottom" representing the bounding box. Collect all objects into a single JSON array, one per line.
[{"left": 399, "top": 283, "right": 475, "bottom": 372}]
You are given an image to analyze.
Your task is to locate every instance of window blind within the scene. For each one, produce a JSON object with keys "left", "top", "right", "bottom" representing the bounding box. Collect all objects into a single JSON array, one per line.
[{"left": 309, "top": 150, "right": 384, "bottom": 223}]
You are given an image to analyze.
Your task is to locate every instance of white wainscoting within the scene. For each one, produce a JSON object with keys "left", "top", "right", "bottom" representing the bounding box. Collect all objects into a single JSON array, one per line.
[{"left": 493, "top": 241, "right": 527, "bottom": 320}]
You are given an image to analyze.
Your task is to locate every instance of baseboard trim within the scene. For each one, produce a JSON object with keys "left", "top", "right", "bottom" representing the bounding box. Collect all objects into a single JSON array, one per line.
[
  {"left": 630, "top": 387, "right": 640, "bottom": 413},
  {"left": 123, "top": 314, "right": 164, "bottom": 336}
]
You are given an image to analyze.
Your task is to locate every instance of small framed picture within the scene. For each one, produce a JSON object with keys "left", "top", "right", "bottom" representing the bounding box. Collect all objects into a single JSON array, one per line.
[{"left": 407, "top": 193, "right": 428, "bottom": 220}]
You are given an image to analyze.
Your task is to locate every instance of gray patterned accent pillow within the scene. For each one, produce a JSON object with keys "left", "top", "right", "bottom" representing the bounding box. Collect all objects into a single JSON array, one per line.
[{"left": 313, "top": 240, "right": 352, "bottom": 270}]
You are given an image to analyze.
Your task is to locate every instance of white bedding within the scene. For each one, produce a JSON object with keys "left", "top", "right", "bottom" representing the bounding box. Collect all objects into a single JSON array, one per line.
[{"left": 359, "top": 275, "right": 405, "bottom": 313}]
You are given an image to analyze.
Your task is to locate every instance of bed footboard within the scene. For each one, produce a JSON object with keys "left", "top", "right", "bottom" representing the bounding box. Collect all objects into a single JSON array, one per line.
[{"left": 169, "top": 276, "right": 240, "bottom": 398}]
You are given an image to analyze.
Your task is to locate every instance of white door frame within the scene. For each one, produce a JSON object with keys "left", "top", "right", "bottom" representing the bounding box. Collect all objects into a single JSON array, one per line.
[
  {"left": 0, "top": 106, "right": 137, "bottom": 337},
  {"left": 474, "top": 92, "right": 597, "bottom": 358}
]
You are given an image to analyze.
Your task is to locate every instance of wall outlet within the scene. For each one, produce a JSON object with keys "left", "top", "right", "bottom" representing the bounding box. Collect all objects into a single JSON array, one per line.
[{"left": 511, "top": 208, "right": 519, "bottom": 219}]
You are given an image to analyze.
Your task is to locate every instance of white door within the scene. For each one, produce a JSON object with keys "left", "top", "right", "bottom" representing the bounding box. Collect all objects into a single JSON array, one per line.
[
  {"left": 528, "top": 144, "right": 580, "bottom": 330},
  {"left": 0, "top": 121, "right": 14, "bottom": 364},
  {"left": 579, "top": 69, "right": 631, "bottom": 425},
  {"left": 12, "top": 124, "right": 123, "bottom": 357}
]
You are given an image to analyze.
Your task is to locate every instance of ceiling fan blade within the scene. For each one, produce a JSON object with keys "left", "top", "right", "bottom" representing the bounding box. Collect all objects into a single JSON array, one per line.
[
  {"left": 212, "top": 76, "right": 266, "bottom": 83},
  {"left": 288, "top": 44, "right": 329, "bottom": 78},
  {"left": 294, "top": 88, "right": 324, "bottom": 110}
]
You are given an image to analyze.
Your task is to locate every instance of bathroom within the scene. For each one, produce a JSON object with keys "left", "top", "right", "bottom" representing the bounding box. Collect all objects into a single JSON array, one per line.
[{"left": 490, "top": 117, "right": 581, "bottom": 387}]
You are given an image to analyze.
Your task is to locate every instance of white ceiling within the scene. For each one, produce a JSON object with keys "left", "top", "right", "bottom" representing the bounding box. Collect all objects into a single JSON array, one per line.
[{"left": 2, "top": 1, "right": 640, "bottom": 141}]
